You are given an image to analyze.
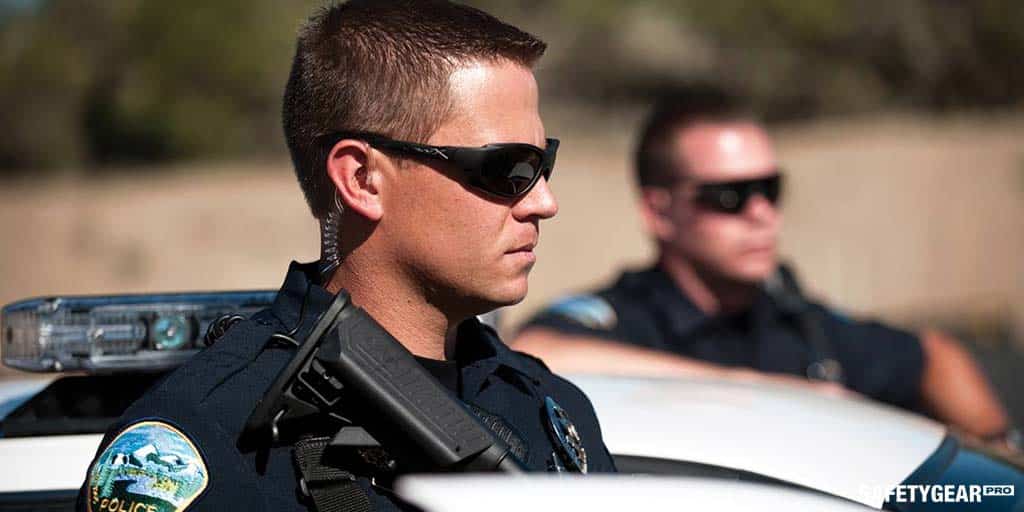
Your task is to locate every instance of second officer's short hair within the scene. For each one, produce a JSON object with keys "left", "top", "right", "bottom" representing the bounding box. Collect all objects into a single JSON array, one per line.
[
  {"left": 634, "top": 87, "right": 751, "bottom": 188},
  {"left": 283, "top": 0, "right": 547, "bottom": 219}
]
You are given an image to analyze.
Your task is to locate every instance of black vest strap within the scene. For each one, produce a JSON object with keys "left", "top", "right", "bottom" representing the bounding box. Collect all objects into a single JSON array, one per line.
[
  {"left": 293, "top": 436, "right": 372, "bottom": 512},
  {"left": 767, "top": 264, "right": 845, "bottom": 384}
]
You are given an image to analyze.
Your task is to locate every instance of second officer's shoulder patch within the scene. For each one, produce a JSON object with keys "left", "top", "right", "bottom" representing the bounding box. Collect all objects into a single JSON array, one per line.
[
  {"left": 546, "top": 294, "right": 617, "bottom": 330},
  {"left": 87, "top": 421, "right": 209, "bottom": 512}
]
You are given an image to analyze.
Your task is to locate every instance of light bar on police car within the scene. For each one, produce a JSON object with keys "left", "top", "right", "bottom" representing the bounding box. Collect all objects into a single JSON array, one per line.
[{"left": 1, "top": 291, "right": 276, "bottom": 373}]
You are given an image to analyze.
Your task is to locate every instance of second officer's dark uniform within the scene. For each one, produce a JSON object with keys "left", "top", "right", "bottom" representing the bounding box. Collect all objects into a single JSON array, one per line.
[
  {"left": 78, "top": 262, "right": 616, "bottom": 512},
  {"left": 523, "top": 264, "right": 926, "bottom": 410}
]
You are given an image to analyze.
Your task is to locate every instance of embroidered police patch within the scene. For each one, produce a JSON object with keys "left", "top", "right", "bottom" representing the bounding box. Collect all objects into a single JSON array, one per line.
[
  {"left": 87, "top": 421, "right": 208, "bottom": 512},
  {"left": 547, "top": 294, "right": 617, "bottom": 330}
]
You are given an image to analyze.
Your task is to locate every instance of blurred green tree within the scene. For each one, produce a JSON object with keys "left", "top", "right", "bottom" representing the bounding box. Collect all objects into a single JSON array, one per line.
[
  {"left": 1, "top": 0, "right": 317, "bottom": 171},
  {"left": 2, "top": 0, "right": 1022, "bottom": 173}
]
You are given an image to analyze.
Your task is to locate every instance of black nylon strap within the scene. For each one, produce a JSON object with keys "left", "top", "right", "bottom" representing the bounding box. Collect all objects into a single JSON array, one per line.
[
  {"left": 293, "top": 436, "right": 372, "bottom": 512},
  {"left": 465, "top": 403, "right": 530, "bottom": 463},
  {"left": 767, "top": 264, "right": 845, "bottom": 384}
]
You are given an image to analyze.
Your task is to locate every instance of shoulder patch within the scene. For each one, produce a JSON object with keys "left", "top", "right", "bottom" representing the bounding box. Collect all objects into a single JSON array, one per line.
[
  {"left": 547, "top": 294, "right": 617, "bottom": 330},
  {"left": 87, "top": 421, "right": 209, "bottom": 512},
  {"left": 823, "top": 306, "right": 852, "bottom": 324}
]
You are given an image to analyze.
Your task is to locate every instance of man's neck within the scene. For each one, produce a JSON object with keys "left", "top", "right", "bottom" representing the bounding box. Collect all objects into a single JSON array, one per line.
[
  {"left": 324, "top": 253, "right": 459, "bottom": 361},
  {"left": 658, "top": 254, "right": 759, "bottom": 316}
]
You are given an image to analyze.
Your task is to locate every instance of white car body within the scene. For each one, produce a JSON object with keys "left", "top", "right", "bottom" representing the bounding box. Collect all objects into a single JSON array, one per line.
[
  {"left": 0, "top": 377, "right": 102, "bottom": 495},
  {"left": 0, "top": 372, "right": 948, "bottom": 510},
  {"left": 396, "top": 475, "right": 877, "bottom": 512},
  {"left": 570, "top": 374, "right": 946, "bottom": 508},
  {"left": 1, "top": 433, "right": 103, "bottom": 494}
]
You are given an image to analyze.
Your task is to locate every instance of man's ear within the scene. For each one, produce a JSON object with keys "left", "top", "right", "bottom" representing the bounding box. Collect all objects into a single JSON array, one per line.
[
  {"left": 639, "top": 187, "right": 676, "bottom": 243},
  {"left": 325, "top": 139, "right": 383, "bottom": 221}
]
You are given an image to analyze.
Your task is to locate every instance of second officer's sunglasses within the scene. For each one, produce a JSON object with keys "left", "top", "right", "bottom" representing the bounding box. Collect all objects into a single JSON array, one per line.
[
  {"left": 320, "top": 131, "right": 558, "bottom": 199},
  {"left": 692, "top": 173, "right": 784, "bottom": 214}
]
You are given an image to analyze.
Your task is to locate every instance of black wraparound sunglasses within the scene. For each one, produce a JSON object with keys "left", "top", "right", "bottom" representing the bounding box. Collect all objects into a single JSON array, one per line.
[
  {"left": 693, "top": 173, "right": 784, "bottom": 214},
  {"left": 320, "top": 131, "right": 559, "bottom": 199}
]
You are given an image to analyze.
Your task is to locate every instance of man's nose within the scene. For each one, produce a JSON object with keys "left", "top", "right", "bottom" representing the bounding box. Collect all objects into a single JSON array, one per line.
[
  {"left": 743, "top": 193, "right": 778, "bottom": 222},
  {"left": 513, "top": 177, "right": 558, "bottom": 221}
]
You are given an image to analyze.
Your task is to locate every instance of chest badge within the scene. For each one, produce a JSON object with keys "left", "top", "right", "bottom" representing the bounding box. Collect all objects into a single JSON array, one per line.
[{"left": 543, "top": 396, "right": 588, "bottom": 473}]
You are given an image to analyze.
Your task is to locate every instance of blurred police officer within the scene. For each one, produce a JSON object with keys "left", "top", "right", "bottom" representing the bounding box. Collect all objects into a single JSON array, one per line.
[
  {"left": 78, "top": 2, "right": 615, "bottom": 511},
  {"left": 515, "top": 90, "right": 1010, "bottom": 441}
]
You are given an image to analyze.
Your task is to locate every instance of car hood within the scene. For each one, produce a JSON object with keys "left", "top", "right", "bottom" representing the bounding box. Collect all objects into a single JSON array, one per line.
[
  {"left": 0, "top": 376, "right": 53, "bottom": 421},
  {"left": 568, "top": 374, "right": 946, "bottom": 508},
  {"left": 0, "top": 374, "right": 946, "bottom": 505},
  {"left": 398, "top": 475, "right": 876, "bottom": 512}
]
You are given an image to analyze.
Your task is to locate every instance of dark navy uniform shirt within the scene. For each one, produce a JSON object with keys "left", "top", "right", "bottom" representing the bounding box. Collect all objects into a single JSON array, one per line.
[
  {"left": 524, "top": 265, "right": 926, "bottom": 410},
  {"left": 78, "top": 262, "right": 615, "bottom": 512}
]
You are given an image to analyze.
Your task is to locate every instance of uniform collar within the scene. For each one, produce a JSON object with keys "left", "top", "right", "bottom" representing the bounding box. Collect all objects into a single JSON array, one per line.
[
  {"left": 749, "top": 286, "right": 784, "bottom": 331},
  {"left": 269, "top": 261, "right": 336, "bottom": 338},
  {"left": 455, "top": 319, "right": 535, "bottom": 375},
  {"left": 617, "top": 265, "right": 708, "bottom": 338},
  {"left": 269, "top": 262, "right": 530, "bottom": 391},
  {"left": 455, "top": 318, "right": 540, "bottom": 395},
  {"left": 619, "top": 264, "right": 779, "bottom": 338}
]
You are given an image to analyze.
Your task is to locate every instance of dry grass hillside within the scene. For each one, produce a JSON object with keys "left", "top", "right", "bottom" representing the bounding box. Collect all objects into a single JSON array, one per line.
[{"left": 2, "top": 112, "right": 1023, "bottom": 379}]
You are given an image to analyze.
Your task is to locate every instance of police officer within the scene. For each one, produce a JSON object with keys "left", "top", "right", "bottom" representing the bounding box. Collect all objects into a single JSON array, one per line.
[
  {"left": 78, "top": 2, "right": 615, "bottom": 511},
  {"left": 514, "top": 90, "right": 1012, "bottom": 441}
]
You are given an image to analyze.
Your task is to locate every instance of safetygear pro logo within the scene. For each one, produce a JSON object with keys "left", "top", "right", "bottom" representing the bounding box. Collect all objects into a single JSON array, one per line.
[{"left": 882, "top": 484, "right": 1014, "bottom": 504}]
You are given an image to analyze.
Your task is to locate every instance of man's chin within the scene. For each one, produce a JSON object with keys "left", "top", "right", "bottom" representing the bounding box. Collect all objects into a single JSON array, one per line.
[
  {"left": 458, "top": 278, "right": 528, "bottom": 317},
  {"left": 726, "top": 259, "right": 778, "bottom": 284},
  {"left": 490, "top": 280, "right": 529, "bottom": 307}
]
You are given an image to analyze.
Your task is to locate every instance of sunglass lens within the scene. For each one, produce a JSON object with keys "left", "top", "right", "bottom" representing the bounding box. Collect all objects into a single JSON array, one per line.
[
  {"left": 717, "top": 188, "right": 745, "bottom": 213},
  {"left": 696, "top": 185, "right": 744, "bottom": 213},
  {"left": 479, "top": 148, "right": 542, "bottom": 197},
  {"left": 763, "top": 175, "right": 782, "bottom": 204},
  {"left": 542, "top": 139, "right": 559, "bottom": 181},
  {"left": 696, "top": 174, "right": 783, "bottom": 214}
]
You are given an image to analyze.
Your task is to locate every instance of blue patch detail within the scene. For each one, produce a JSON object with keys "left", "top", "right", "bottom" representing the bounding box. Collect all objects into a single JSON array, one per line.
[
  {"left": 87, "top": 421, "right": 208, "bottom": 512},
  {"left": 825, "top": 307, "right": 852, "bottom": 324},
  {"left": 547, "top": 295, "right": 617, "bottom": 330}
]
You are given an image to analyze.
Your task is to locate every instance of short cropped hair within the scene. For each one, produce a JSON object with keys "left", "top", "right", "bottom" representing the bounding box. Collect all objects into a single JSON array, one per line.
[
  {"left": 634, "top": 87, "right": 752, "bottom": 188},
  {"left": 283, "top": 0, "right": 547, "bottom": 219}
]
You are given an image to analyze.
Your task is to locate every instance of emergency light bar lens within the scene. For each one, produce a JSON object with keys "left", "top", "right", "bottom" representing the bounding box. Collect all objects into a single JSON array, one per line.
[
  {"left": 151, "top": 315, "right": 192, "bottom": 351},
  {"left": 1, "top": 291, "right": 276, "bottom": 373}
]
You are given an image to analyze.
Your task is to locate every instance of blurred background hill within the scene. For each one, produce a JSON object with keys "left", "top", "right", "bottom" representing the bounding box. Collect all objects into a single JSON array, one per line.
[{"left": 1, "top": 0, "right": 1022, "bottom": 415}]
